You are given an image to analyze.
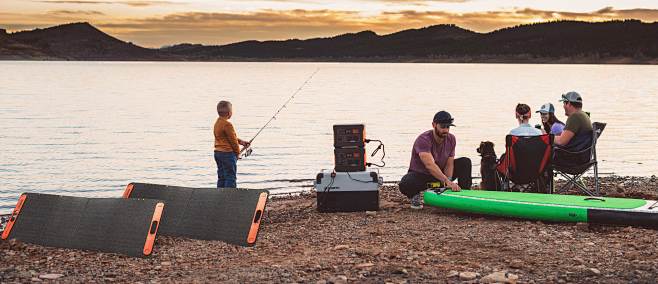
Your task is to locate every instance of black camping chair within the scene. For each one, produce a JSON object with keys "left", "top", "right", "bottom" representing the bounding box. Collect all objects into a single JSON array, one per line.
[
  {"left": 553, "top": 122, "right": 606, "bottom": 196},
  {"left": 496, "top": 134, "right": 554, "bottom": 193}
]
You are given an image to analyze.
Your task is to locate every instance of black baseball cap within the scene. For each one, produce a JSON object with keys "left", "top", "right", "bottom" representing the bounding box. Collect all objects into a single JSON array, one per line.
[{"left": 433, "top": 111, "right": 455, "bottom": 126}]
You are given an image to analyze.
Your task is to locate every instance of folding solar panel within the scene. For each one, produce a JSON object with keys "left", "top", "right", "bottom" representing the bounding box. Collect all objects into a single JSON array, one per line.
[
  {"left": 1, "top": 193, "right": 163, "bottom": 257},
  {"left": 124, "top": 183, "right": 268, "bottom": 246}
]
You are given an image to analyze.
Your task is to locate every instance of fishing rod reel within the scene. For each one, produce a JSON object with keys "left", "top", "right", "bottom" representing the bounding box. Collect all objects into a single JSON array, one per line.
[{"left": 239, "top": 145, "right": 253, "bottom": 159}]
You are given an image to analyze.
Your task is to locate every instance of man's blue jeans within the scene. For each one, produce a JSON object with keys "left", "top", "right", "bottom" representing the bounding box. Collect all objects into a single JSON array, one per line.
[{"left": 214, "top": 151, "right": 237, "bottom": 188}]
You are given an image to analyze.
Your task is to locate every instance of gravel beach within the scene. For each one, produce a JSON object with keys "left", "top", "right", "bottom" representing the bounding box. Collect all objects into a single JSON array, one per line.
[{"left": 1, "top": 176, "right": 657, "bottom": 283}]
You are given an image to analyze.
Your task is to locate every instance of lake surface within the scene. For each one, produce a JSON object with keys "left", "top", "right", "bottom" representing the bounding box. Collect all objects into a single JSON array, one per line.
[{"left": 1, "top": 61, "right": 657, "bottom": 213}]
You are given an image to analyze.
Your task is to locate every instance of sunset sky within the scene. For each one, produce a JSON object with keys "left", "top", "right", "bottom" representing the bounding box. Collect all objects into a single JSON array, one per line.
[{"left": 2, "top": 0, "right": 658, "bottom": 47}]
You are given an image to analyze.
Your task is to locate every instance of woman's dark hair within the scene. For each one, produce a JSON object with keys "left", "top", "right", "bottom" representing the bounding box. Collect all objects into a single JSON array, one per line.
[
  {"left": 542, "top": 112, "right": 564, "bottom": 134},
  {"left": 515, "top": 103, "right": 531, "bottom": 120}
]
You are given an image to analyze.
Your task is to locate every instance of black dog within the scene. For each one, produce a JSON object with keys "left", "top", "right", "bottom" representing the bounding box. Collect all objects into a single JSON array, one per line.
[{"left": 477, "top": 141, "right": 502, "bottom": 191}]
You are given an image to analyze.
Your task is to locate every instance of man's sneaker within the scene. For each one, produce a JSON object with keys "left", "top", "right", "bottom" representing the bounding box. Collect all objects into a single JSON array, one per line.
[{"left": 410, "top": 193, "right": 423, "bottom": 209}]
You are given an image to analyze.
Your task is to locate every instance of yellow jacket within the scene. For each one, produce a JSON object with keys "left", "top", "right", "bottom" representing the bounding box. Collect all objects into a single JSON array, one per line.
[{"left": 214, "top": 117, "right": 240, "bottom": 155}]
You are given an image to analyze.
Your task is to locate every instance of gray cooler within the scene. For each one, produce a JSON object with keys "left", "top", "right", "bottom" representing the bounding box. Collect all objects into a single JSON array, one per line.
[{"left": 315, "top": 170, "right": 382, "bottom": 212}]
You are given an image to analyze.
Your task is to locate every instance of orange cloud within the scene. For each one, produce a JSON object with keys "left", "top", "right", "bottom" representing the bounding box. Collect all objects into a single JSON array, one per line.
[
  {"left": 34, "top": 0, "right": 180, "bottom": 7},
  {"left": 48, "top": 10, "right": 106, "bottom": 16}
]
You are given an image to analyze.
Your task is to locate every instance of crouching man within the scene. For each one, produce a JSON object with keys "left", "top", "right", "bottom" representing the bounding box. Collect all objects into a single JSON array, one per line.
[{"left": 399, "top": 111, "right": 472, "bottom": 209}]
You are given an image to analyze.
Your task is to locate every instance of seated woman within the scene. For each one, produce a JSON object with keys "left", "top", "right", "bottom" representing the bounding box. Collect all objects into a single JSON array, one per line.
[
  {"left": 536, "top": 103, "right": 565, "bottom": 135},
  {"left": 510, "top": 103, "right": 543, "bottom": 136},
  {"left": 494, "top": 104, "right": 550, "bottom": 192}
]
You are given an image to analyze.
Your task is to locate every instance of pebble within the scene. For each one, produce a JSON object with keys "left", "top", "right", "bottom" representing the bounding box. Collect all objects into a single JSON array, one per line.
[
  {"left": 459, "top": 272, "right": 478, "bottom": 281},
  {"left": 480, "top": 271, "right": 519, "bottom": 284},
  {"left": 366, "top": 211, "right": 377, "bottom": 216},
  {"left": 446, "top": 270, "right": 459, "bottom": 278},
  {"left": 355, "top": 262, "right": 374, "bottom": 268},
  {"left": 615, "top": 183, "right": 625, "bottom": 192},
  {"left": 327, "top": 275, "right": 347, "bottom": 284},
  {"left": 38, "top": 274, "right": 64, "bottom": 280},
  {"left": 392, "top": 268, "right": 408, "bottom": 275},
  {"left": 510, "top": 259, "right": 524, "bottom": 269},
  {"left": 589, "top": 268, "right": 601, "bottom": 275},
  {"left": 333, "top": 245, "right": 349, "bottom": 250},
  {"left": 575, "top": 222, "right": 589, "bottom": 230}
]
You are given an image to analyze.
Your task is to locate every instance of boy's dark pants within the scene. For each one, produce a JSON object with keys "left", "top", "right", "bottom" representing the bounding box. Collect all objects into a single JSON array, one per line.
[
  {"left": 214, "top": 151, "right": 237, "bottom": 188},
  {"left": 398, "top": 157, "right": 472, "bottom": 198}
]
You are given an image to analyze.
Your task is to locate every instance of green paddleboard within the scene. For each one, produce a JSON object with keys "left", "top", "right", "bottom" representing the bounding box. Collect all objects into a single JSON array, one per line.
[{"left": 424, "top": 190, "right": 658, "bottom": 228}]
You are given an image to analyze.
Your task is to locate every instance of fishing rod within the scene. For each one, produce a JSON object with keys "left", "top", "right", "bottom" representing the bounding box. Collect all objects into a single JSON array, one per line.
[{"left": 239, "top": 68, "right": 320, "bottom": 159}]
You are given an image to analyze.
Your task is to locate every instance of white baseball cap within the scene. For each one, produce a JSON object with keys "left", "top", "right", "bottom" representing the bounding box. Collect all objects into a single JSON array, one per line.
[{"left": 536, "top": 103, "right": 555, "bottom": 113}]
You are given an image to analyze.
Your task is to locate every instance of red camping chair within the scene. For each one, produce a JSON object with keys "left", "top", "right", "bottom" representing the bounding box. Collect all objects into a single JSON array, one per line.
[{"left": 497, "top": 134, "right": 554, "bottom": 193}]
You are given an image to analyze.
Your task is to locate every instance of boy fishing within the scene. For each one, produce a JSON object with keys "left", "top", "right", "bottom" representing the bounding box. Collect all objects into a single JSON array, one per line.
[{"left": 214, "top": 100, "right": 250, "bottom": 188}]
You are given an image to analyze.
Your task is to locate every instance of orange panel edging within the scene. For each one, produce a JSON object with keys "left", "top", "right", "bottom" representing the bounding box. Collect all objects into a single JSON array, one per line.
[
  {"left": 142, "top": 202, "right": 164, "bottom": 256},
  {"left": 2, "top": 194, "right": 27, "bottom": 240},
  {"left": 247, "top": 192, "right": 268, "bottom": 245}
]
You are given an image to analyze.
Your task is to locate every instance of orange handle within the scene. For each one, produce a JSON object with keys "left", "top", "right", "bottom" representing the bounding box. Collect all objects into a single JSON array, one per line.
[
  {"left": 122, "top": 183, "right": 134, "bottom": 198},
  {"left": 143, "top": 202, "right": 164, "bottom": 255},
  {"left": 2, "top": 194, "right": 27, "bottom": 240},
  {"left": 247, "top": 192, "right": 268, "bottom": 245}
]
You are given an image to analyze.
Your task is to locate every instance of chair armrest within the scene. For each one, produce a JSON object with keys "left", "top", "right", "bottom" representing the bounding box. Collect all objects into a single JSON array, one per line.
[{"left": 553, "top": 146, "right": 591, "bottom": 155}]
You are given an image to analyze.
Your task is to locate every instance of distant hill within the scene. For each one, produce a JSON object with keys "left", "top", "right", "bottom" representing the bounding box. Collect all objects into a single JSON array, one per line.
[
  {"left": 0, "top": 22, "right": 159, "bottom": 60},
  {"left": 1, "top": 20, "right": 657, "bottom": 63}
]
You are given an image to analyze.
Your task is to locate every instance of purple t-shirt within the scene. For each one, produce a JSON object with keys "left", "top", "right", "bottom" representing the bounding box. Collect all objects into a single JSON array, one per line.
[
  {"left": 408, "top": 130, "right": 456, "bottom": 175},
  {"left": 550, "top": 122, "right": 565, "bottom": 135}
]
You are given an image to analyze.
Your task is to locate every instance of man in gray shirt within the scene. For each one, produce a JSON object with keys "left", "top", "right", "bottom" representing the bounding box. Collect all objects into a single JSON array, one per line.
[{"left": 554, "top": 91, "right": 593, "bottom": 166}]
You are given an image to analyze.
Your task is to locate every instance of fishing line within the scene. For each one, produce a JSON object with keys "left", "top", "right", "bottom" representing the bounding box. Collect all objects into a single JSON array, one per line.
[{"left": 239, "top": 68, "right": 320, "bottom": 158}]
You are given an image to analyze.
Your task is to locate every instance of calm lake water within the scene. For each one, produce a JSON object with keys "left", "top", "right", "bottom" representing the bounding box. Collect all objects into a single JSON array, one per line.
[{"left": 1, "top": 61, "right": 657, "bottom": 213}]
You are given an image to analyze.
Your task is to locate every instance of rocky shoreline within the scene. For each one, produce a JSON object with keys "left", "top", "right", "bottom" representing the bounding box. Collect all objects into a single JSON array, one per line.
[{"left": 1, "top": 176, "right": 657, "bottom": 283}]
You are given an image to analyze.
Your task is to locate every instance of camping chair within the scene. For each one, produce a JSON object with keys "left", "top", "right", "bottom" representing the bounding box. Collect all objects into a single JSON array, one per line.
[
  {"left": 553, "top": 122, "right": 606, "bottom": 196},
  {"left": 496, "top": 134, "right": 554, "bottom": 193}
]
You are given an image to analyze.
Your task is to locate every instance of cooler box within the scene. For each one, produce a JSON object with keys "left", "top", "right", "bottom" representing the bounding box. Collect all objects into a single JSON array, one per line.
[{"left": 315, "top": 170, "right": 382, "bottom": 212}]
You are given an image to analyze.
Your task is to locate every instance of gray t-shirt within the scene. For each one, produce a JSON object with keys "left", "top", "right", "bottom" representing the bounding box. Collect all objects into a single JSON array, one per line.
[
  {"left": 408, "top": 130, "right": 456, "bottom": 175},
  {"left": 564, "top": 110, "right": 593, "bottom": 151},
  {"left": 564, "top": 110, "right": 593, "bottom": 134}
]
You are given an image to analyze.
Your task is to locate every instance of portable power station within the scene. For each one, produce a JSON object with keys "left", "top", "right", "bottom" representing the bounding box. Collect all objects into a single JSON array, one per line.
[
  {"left": 333, "top": 124, "right": 365, "bottom": 148},
  {"left": 334, "top": 147, "right": 366, "bottom": 172}
]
